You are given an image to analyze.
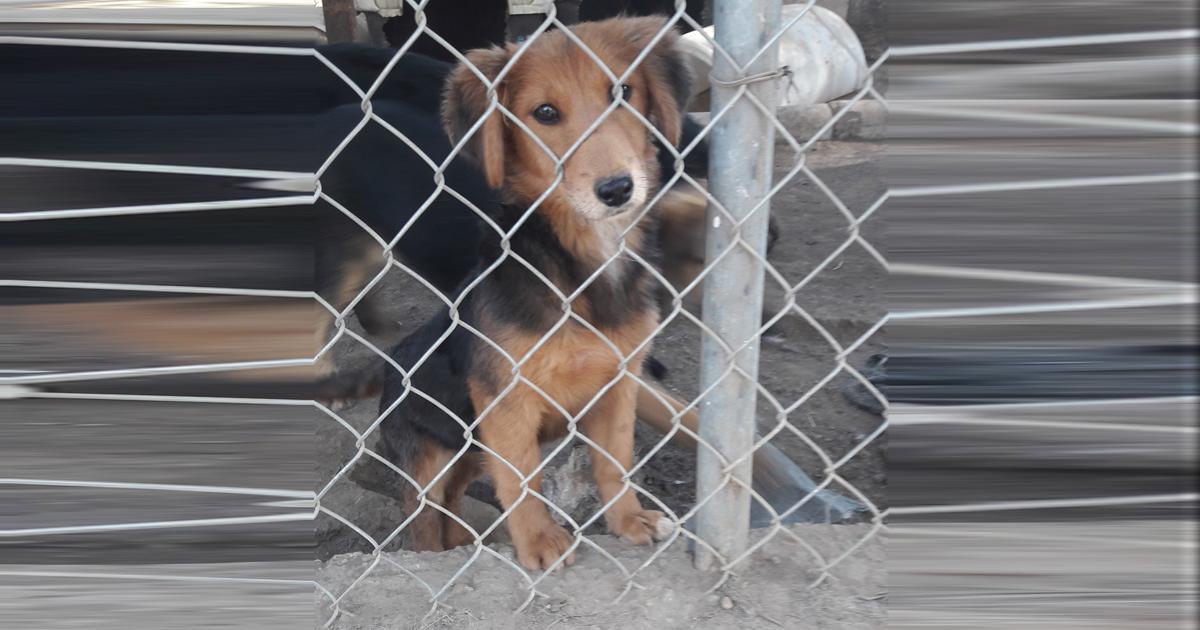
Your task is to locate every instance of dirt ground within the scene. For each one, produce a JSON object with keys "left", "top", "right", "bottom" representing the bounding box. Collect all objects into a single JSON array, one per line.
[{"left": 316, "top": 524, "right": 886, "bottom": 630}]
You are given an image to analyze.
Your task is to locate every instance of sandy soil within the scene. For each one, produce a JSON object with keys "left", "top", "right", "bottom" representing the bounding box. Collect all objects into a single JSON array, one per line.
[{"left": 316, "top": 524, "right": 886, "bottom": 630}]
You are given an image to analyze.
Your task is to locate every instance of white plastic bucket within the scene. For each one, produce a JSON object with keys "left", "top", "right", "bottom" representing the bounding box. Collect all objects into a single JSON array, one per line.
[{"left": 677, "top": 5, "right": 868, "bottom": 111}]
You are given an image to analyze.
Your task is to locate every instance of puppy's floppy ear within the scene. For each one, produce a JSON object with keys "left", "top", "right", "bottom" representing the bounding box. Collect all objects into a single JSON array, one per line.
[
  {"left": 621, "top": 17, "right": 692, "bottom": 148},
  {"left": 442, "top": 46, "right": 511, "bottom": 189}
]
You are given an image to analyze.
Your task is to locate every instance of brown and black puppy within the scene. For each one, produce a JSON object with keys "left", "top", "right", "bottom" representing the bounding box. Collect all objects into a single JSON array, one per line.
[{"left": 374, "top": 17, "right": 690, "bottom": 571}]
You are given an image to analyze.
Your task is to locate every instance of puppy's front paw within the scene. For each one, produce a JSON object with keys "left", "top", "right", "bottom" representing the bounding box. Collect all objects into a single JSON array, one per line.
[
  {"left": 609, "top": 509, "right": 670, "bottom": 545},
  {"left": 515, "top": 523, "right": 576, "bottom": 572}
]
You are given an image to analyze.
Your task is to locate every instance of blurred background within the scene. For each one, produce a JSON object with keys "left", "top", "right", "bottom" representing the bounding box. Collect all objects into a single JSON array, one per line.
[
  {"left": 2, "top": 2, "right": 328, "bottom": 628},
  {"left": 885, "top": 1, "right": 1196, "bottom": 628}
]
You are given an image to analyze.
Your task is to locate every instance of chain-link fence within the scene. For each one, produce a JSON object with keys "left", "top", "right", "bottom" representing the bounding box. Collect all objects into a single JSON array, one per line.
[
  {"left": 308, "top": 1, "right": 887, "bottom": 624},
  {"left": 1, "top": 1, "right": 889, "bottom": 627}
]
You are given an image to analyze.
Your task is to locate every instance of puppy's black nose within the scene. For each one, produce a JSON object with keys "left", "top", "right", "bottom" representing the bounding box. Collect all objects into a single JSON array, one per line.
[{"left": 595, "top": 175, "right": 633, "bottom": 208}]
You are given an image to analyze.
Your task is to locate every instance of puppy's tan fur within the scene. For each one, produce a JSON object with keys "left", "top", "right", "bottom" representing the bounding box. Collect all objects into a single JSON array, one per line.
[{"left": 431, "top": 17, "right": 688, "bottom": 569}]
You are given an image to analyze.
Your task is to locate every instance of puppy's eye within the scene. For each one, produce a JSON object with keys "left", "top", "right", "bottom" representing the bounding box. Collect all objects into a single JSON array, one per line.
[
  {"left": 610, "top": 84, "right": 632, "bottom": 102},
  {"left": 533, "top": 103, "right": 560, "bottom": 124}
]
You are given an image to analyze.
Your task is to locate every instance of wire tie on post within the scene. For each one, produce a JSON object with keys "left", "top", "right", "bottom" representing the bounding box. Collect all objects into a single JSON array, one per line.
[{"left": 708, "top": 65, "right": 791, "bottom": 89}]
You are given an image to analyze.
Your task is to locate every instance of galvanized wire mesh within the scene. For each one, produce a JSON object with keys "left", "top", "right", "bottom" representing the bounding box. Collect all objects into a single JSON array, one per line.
[
  {"left": 307, "top": 3, "right": 888, "bottom": 621},
  {"left": 0, "top": 0, "right": 888, "bottom": 624}
]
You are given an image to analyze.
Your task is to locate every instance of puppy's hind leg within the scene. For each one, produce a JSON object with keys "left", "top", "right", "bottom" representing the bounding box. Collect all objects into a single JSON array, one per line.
[
  {"left": 439, "top": 454, "right": 485, "bottom": 549},
  {"left": 401, "top": 440, "right": 455, "bottom": 552}
]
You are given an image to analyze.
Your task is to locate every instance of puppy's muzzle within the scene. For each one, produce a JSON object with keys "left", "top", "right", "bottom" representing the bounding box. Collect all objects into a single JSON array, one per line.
[{"left": 595, "top": 174, "right": 633, "bottom": 208}]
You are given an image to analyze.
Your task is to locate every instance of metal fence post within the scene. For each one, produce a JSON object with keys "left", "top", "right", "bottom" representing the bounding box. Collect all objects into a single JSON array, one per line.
[
  {"left": 693, "top": 0, "right": 783, "bottom": 571},
  {"left": 320, "top": 0, "right": 359, "bottom": 44}
]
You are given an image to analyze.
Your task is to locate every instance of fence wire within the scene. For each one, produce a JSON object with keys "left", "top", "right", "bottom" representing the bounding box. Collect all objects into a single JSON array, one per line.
[
  {"left": 1, "top": 1, "right": 885, "bottom": 619},
  {"left": 7, "top": 1, "right": 1193, "bottom": 627},
  {"left": 299, "top": 2, "right": 889, "bottom": 620}
]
